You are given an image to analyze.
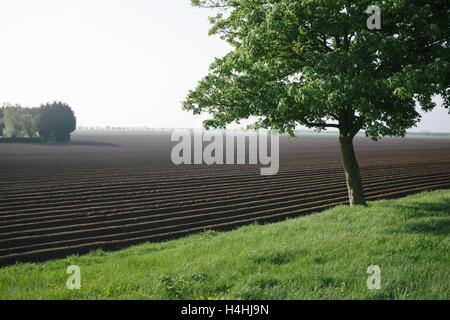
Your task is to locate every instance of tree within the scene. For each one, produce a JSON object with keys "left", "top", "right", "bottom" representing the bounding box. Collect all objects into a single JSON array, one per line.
[
  {"left": 0, "top": 107, "right": 4, "bottom": 136},
  {"left": 1, "top": 104, "right": 37, "bottom": 138},
  {"left": 22, "top": 111, "right": 38, "bottom": 138},
  {"left": 37, "top": 102, "right": 76, "bottom": 143},
  {"left": 183, "top": 0, "right": 449, "bottom": 206}
]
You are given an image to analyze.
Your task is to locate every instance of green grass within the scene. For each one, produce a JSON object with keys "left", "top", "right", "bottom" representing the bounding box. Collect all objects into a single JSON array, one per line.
[{"left": 1, "top": 190, "right": 449, "bottom": 300}]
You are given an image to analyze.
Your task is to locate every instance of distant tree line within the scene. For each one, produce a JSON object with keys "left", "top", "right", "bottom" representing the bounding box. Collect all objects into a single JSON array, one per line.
[
  {"left": 0, "top": 102, "right": 76, "bottom": 143},
  {"left": 76, "top": 126, "right": 171, "bottom": 132}
]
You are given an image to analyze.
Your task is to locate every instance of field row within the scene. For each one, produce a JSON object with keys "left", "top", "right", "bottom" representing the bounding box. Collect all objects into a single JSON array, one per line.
[
  {"left": 1, "top": 169, "right": 449, "bottom": 265},
  {"left": 1, "top": 135, "right": 449, "bottom": 265}
]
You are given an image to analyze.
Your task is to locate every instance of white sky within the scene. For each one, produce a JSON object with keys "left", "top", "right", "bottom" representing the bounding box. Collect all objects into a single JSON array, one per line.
[{"left": 0, "top": 0, "right": 448, "bottom": 131}]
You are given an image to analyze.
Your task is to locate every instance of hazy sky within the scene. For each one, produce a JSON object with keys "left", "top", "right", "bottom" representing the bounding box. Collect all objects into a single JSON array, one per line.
[{"left": 0, "top": 0, "right": 448, "bottom": 131}]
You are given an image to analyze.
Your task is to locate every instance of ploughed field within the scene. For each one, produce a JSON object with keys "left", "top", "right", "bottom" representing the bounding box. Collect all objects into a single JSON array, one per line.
[{"left": 0, "top": 133, "right": 449, "bottom": 266}]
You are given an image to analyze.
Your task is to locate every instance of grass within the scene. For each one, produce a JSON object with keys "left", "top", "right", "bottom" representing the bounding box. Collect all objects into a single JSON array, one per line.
[{"left": 0, "top": 190, "right": 449, "bottom": 300}]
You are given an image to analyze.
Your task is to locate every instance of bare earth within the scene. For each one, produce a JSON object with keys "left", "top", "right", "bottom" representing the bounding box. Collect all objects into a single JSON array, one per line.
[{"left": 0, "top": 133, "right": 449, "bottom": 265}]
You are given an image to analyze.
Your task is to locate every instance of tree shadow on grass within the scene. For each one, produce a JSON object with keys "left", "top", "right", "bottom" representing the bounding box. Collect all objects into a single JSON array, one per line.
[
  {"left": 389, "top": 197, "right": 450, "bottom": 236},
  {"left": 403, "top": 220, "right": 450, "bottom": 236}
]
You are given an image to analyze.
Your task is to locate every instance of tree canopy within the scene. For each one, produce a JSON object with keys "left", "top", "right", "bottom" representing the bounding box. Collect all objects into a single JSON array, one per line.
[
  {"left": 36, "top": 102, "right": 76, "bottom": 142},
  {"left": 183, "top": 0, "right": 449, "bottom": 205},
  {"left": 0, "top": 107, "right": 4, "bottom": 136},
  {"left": 0, "top": 102, "right": 76, "bottom": 142},
  {"left": 1, "top": 104, "right": 37, "bottom": 138}
]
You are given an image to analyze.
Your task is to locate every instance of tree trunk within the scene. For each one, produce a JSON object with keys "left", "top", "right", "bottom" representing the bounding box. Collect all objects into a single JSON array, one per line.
[{"left": 339, "top": 134, "right": 367, "bottom": 206}]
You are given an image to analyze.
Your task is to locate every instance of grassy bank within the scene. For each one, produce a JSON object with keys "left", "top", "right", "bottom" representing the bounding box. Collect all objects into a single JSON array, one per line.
[{"left": 0, "top": 190, "right": 448, "bottom": 300}]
